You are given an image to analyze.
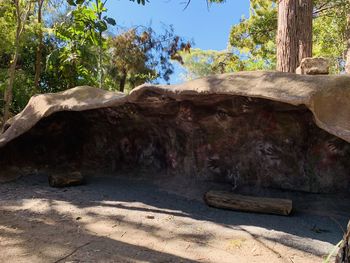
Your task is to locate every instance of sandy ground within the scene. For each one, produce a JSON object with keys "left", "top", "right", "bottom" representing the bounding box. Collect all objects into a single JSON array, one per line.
[{"left": 0, "top": 174, "right": 349, "bottom": 263}]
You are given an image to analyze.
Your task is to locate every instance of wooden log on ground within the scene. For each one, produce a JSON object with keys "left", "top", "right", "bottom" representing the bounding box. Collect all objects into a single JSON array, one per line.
[
  {"left": 48, "top": 171, "right": 84, "bottom": 188},
  {"left": 204, "top": 190, "right": 293, "bottom": 216}
]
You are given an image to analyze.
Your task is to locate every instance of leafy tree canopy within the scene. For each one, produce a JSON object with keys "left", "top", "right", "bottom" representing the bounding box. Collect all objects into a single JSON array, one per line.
[
  {"left": 107, "top": 26, "right": 190, "bottom": 92},
  {"left": 0, "top": 0, "right": 190, "bottom": 118},
  {"left": 179, "top": 0, "right": 350, "bottom": 80}
]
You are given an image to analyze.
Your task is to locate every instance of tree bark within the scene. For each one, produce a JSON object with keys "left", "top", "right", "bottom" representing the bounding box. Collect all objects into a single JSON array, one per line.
[
  {"left": 34, "top": 0, "right": 44, "bottom": 91},
  {"left": 96, "top": 0, "right": 103, "bottom": 89},
  {"left": 276, "top": 0, "right": 313, "bottom": 73},
  {"left": 345, "top": 5, "right": 350, "bottom": 74},
  {"left": 98, "top": 36, "right": 103, "bottom": 89},
  {"left": 3, "top": 48, "right": 19, "bottom": 124},
  {"left": 277, "top": 0, "right": 298, "bottom": 72},
  {"left": 119, "top": 70, "right": 127, "bottom": 92},
  {"left": 297, "top": 0, "right": 313, "bottom": 64}
]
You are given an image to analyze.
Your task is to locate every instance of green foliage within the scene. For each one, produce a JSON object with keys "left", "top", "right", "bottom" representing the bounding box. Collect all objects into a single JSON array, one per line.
[
  {"left": 0, "top": 1, "right": 16, "bottom": 55},
  {"left": 0, "top": 0, "right": 37, "bottom": 115},
  {"left": 0, "top": 0, "right": 189, "bottom": 117},
  {"left": 179, "top": 1, "right": 277, "bottom": 80},
  {"left": 0, "top": 1, "right": 16, "bottom": 110},
  {"left": 313, "top": 0, "right": 350, "bottom": 72},
  {"left": 179, "top": 0, "right": 277, "bottom": 79},
  {"left": 107, "top": 27, "right": 190, "bottom": 91},
  {"left": 179, "top": 0, "right": 350, "bottom": 79},
  {"left": 179, "top": 48, "right": 244, "bottom": 80},
  {"left": 229, "top": 0, "right": 277, "bottom": 70},
  {"left": 1, "top": 0, "right": 349, "bottom": 118},
  {"left": 51, "top": 1, "right": 105, "bottom": 88},
  {"left": 49, "top": 0, "right": 137, "bottom": 90},
  {"left": 228, "top": 0, "right": 350, "bottom": 73}
]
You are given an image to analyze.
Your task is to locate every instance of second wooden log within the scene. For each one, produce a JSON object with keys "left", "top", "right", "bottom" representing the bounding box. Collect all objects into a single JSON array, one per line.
[{"left": 204, "top": 190, "right": 293, "bottom": 216}]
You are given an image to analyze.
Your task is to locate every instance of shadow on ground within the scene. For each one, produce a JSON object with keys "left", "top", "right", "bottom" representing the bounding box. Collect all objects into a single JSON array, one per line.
[{"left": 0, "top": 173, "right": 349, "bottom": 263}]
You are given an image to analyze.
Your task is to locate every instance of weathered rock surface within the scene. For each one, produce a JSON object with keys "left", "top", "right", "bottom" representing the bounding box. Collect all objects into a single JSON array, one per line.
[
  {"left": 296, "top": 57, "right": 329, "bottom": 75},
  {"left": 1, "top": 71, "right": 350, "bottom": 193}
]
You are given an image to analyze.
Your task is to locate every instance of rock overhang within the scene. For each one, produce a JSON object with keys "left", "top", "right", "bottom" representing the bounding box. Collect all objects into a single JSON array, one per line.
[{"left": 1, "top": 71, "right": 350, "bottom": 193}]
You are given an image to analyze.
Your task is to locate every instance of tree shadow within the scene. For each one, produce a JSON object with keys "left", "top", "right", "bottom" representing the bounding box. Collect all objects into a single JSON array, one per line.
[
  {"left": 0, "top": 207, "right": 200, "bottom": 263},
  {"left": 0, "top": 173, "right": 349, "bottom": 262}
]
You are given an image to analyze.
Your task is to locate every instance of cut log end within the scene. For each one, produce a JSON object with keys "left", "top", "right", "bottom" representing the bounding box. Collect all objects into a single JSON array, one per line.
[{"left": 204, "top": 190, "right": 293, "bottom": 216}]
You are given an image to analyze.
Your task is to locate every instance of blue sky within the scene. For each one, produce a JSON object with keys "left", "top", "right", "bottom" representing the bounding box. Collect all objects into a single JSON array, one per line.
[{"left": 105, "top": 0, "right": 250, "bottom": 83}]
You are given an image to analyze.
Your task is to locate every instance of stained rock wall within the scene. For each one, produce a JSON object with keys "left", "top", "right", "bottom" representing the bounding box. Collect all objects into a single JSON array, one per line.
[{"left": 1, "top": 71, "right": 350, "bottom": 193}]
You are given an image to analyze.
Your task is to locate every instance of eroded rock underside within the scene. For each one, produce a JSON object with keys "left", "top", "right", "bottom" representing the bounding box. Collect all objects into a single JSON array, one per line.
[{"left": 1, "top": 92, "right": 349, "bottom": 193}]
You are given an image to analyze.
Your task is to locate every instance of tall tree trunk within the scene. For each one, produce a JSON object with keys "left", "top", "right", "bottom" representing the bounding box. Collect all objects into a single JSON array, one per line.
[
  {"left": 96, "top": 0, "right": 103, "bottom": 89},
  {"left": 297, "top": 0, "right": 313, "bottom": 64},
  {"left": 3, "top": 0, "right": 32, "bottom": 126},
  {"left": 276, "top": 0, "right": 298, "bottom": 72},
  {"left": 98, "top": 33, "right": 103, "bottom": 89},
  {"left": 34, "top": 0, "right": 44, "bottom": 91},
  {"left": 119, "top": 70, "right": 127, "bottom": 93},
  {"left": 3, "top": 33, "right": 20, "bottom": 125},
  {"left": 276, "top": 0, "right": 313, "bottom": 72},
  {"left": 345, "top": 6, "right": 350, "bottom": 73}
]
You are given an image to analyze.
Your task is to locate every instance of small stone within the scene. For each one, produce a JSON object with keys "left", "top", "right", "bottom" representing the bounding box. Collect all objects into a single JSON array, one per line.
[
  {"left": 48, "top": 171, "right": 84, "bottom": 188},
  {"left": 296, "top": 57, "right": 329, "bottom": 75}
]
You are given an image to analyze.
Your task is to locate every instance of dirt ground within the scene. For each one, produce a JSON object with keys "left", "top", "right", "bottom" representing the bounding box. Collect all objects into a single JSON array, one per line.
[{"left": 0, "top": 173, "right": 349, "bottom": 263}]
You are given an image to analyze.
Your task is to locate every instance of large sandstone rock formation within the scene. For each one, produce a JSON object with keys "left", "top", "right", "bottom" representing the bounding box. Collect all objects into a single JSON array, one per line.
[{"left": 1, "top": 71, "right": 350, "bottom": 193}]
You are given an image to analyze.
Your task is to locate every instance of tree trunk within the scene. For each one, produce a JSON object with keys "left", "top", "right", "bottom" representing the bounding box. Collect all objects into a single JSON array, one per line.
[
  {"left": 119, "top": 71, "right": 127, "bottom": 92},
  {"left": 345, "top": 8, "right": 350, "bottom": 73},
  {"left": 3, "top": 0, "right": 32, "bottom": 126},
  {"left": 277, "top": 0, "right": 298, "bottom": 72},
  {"left": 34, "top": 0, "right": 44, "bottom": 91},
  {"left": 277, "top": 0, "right": 313, "bottom": 72},
  {"left": 3, "top": 43, "right": 19, "bottom": 124},
  {"left": 297, "top": 0, "right": 313, "bottom": 64},
  {"left": 3, "top": 5, "right": 22, "bottom": 125},
  {"left": 96, "top": 0, "right": 103, "bottom": 89},
  {"left": 98, "top": 34, "right": 103, "bottom": 89}
]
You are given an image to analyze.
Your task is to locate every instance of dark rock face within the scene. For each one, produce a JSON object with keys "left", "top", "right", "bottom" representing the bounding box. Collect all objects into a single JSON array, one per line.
[{"left": 1, "top": 94, "right": 349, "bottom": 193}]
